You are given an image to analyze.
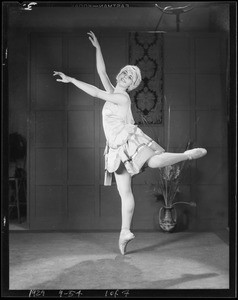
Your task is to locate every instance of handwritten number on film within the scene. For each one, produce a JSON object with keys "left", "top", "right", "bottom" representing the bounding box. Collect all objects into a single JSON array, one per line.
[
  {"left": 105, "top": 290, "right": 130, "bottom": 297},
  {"left": 29, "top": 290, "right": 45, "bottom": 297}
]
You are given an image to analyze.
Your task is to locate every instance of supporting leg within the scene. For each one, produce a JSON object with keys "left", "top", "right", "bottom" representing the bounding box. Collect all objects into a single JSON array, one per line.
[
  {"left": 114, "top": 167, "right": 135, "bottom": 255},
  {"left": 114, "top": 167, "right": 134, "bottom": 231}
]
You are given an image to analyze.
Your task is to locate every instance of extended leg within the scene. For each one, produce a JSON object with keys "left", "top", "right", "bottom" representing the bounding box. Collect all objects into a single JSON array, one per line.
[
  {"left": 147, "top": 148, "right": 207, "bottom": 168},
  {"left": 147, "top": 152, "right": 188, "bottom": 168},
  {"left": 114, "top": 167, "right": 135, "bottom": 255}
]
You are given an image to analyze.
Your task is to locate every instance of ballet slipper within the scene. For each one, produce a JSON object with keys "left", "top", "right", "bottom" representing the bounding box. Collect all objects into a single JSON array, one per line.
[
  {"left": 119, "top": 230, "right": 135, "bottom": 255},
  {"left": 184, "top": 148, "right": 207, "bottom": 160}
]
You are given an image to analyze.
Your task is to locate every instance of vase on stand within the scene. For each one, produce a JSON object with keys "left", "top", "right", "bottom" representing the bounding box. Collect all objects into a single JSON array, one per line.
[{"left": 159, "top": 206, "right": 177, "bottom": 232}]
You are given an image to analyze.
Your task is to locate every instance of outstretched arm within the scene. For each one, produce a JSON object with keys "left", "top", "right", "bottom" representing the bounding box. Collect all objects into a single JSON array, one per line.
[
  {"left": 88, "top": 31, "right": 115, "bottom": 93},
  {"left": 53, "top": 71, "right": 128, "bottom": 105}
]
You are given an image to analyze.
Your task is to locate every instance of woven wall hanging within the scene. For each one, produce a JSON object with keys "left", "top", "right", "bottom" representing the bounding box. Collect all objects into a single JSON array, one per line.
[{"left": 129, "top": 32, "right": 164, "bottom": 125}]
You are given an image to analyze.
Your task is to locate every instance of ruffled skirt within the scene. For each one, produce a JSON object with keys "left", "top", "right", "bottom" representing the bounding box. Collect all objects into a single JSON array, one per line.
[{"left": 104, "top": 126, "right": 165, "bottom": 185}]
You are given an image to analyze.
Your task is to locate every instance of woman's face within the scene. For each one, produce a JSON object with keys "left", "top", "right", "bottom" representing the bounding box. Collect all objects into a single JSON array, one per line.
[{"left": 117, "top": 69, "right": 134, "bottom": 90}]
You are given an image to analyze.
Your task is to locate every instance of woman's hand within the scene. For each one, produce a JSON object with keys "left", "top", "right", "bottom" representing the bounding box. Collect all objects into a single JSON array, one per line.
[
  {"left": 87, "top": 31, "right": 100, "bottom": 49},
  {"left": 53, "top": 71, "right": 71, "bottom": 83}
]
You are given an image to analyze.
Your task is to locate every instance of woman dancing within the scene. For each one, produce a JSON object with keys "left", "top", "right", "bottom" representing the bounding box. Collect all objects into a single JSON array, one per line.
[{"left": 53, "top": 31, "right": 207, "bottom": 255}]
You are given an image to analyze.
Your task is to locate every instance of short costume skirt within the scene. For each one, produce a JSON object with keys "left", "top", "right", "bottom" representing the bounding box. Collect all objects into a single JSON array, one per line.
[{"left": 104, "top": 126, "right": 165, "bottom": 185}]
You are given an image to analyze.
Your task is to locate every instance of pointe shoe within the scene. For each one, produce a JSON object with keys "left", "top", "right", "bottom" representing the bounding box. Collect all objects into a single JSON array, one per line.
[
  {"left": 119, "top": 230, "right": 135, "bottom": 255},
  {"left": 184, "top": 148, "right": 207, "bottom": 160}
]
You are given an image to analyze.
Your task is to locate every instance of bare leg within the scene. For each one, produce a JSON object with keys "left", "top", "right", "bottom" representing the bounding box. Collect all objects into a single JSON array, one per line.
[
  {"left": 147, "top": 152, "right": 188, "bottom": 168},
  {"left": 114, "top": 167, "right": 135, "bottom": 255},
  {"left": 147, "top": 148, "right": 207, "bottom": 168},
  {"left": 114, "top": 167, "right": 134, "bottom": 231}
]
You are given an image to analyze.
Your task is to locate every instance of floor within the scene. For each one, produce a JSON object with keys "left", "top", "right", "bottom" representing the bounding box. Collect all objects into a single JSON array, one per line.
[
  {"left": 9, "top": 219, "right": 28, "bottom": 230},
  {"left": 9, "top": 231, "right": 229, "bottom": 291}
]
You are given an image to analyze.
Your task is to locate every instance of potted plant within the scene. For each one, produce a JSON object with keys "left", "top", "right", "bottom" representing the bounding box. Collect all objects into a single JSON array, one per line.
[
  {"left": 141, "top": 105, "right": 197, "bottom": 232},
  {"left": 148, "top": 144, "right": 196, "bottom": 232}
]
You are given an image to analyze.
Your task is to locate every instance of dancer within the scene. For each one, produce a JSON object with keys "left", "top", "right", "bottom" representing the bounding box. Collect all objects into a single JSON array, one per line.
[{"left": 53, "top": 31, "right": 207, "bottom": 255}]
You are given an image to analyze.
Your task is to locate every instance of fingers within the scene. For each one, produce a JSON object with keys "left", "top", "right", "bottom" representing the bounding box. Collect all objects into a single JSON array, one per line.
[
  {"left": 53, "top": 71, "right": 64, "bottom": 83},
  {"left": 87, "top": 31, "right": 96, "bottom": 39},
  {"left": 53, "top": 71, "right": 65, "bottom": 79},
  {"left": 88, "top": 30, "right": 94, "bottom": 36},
  {"left": 53, "top": 71, "right": 62, "bottom": 76},
  {"left": 87, "top": 32, "right": 94, "bottom": 44}
]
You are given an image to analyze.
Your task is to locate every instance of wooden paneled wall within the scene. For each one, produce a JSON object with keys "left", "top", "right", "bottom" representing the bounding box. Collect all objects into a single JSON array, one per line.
[{"left": 163, "top": 33, "right": 228, "bottom": 230}]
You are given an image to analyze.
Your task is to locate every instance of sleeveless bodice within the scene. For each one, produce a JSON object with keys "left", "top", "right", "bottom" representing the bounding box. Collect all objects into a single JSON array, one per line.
[{"left": 102, "top": 99, "right": 136, "bottom": 148}]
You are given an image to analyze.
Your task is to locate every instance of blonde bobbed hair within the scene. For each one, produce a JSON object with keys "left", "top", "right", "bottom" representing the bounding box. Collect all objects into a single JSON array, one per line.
[{"left": 116, "top": 65, "right": 142, "bottom": 91}]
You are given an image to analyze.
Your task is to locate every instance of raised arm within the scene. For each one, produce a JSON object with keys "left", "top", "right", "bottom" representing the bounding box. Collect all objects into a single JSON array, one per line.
[
  {"left": 53, "top": 71, "right": 128, "bottom": 105},
  {"left": 87, "top": 31, "right": 115, "bottom": 93}
]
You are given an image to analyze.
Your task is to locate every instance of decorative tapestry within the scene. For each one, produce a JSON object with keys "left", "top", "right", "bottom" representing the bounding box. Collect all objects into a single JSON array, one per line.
[{"left": 129, "top": 32, "right": 164, "bottom": 125}]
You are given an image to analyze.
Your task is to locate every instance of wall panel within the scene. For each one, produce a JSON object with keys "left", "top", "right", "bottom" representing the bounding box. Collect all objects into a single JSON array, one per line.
[
  {"left": 68, "top": 186, "right": 95, "bottom": 228},
  {"left": 100, "top": 36, "right": 127, "bottom": 69},
  {"left": 36, "top": 73, "right": 65, "bottom": 109},
  {"left": 68, "top": 36, "right": 95, "bottom": 71},
  {"left": 196, "top": 74, "right": 223, "bottom": 108},
  {"left": 35, "top": 186, "right": 64, "bottom": 217},
  {"left": 164, "top": 74, "right": 191, "bottom": 107},
  {"left": 67, "top": 110, "right": 94, "bottom": 147},
  {"left": 35, "top": 111, "right": 64, "bottom": 147},
  {"left": 68, "top": 73, "right": 95, "bottom": 106},
  {"left": 35, "top": 148, "right": 63, "bottom": 185},
  {"left": 164, "top": 36, "right": 191, "bottom": 73},
  {"left": 195, "top": 147, "right": 228, "bottom": 185},
  {"left": 36, "top": 36, "right": 63, "bottom": 70},
  {"left": 169, "top": 110, "right": 191, "bottom": 148},
  {"left": 99, "top": 186, "right": 121, "bottom": 229},
  {"left": 68, "top": 148, "right": 94, "bottom": 185},
  {"left": 196, "top": 111, "right": 224, "bottom": 147},
  {"left": 195, "top": 185, "right": 228, "bottom": 229},
  {"left": 195, "top": 37, "right": 221, "bottom": 73}
]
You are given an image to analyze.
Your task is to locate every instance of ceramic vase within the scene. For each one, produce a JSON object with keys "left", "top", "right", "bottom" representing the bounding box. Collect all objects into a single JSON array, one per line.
[{"left": 159, "top": 206, "right": 177, "bottom": 232}]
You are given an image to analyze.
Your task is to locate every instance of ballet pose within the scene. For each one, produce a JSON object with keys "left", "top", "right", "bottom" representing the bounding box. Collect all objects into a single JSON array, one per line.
[{"left": 53, "top": 31, "right": 207, "bottom": 255}]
